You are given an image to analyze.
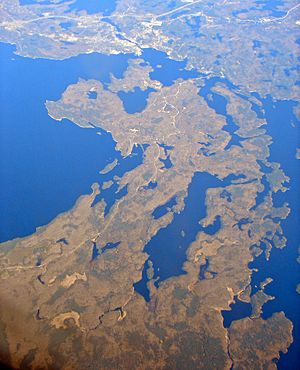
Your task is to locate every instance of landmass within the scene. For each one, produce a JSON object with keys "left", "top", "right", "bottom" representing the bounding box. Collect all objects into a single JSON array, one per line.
[{"left": 0, "top": 0, "right": 299, "bottom": 369}]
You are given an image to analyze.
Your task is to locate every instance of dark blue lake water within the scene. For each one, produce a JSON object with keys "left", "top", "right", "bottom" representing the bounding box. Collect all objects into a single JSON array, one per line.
[
  {"left": 249, "top": 96, "right": 300, "bottom": 369},
  {"left": 142, "top": 48, "right": 199, "bottom": 86},
  {"left": 132, "top": 72, "right": 299, "bottom": 367},
  {"left": 20, "top": 0, "right": 117, "bottom": 15},
  {"left": 68, "top": 0, "right": 117, "bottom": 16},
  {"left": 0, "top": 42, "right": 136, "bottom": 242},
  {"left": 0, "top": 43, "right": 202, "bottom": 243},
  {"left": 199, "top": 77, "right": 245, "bottom": 150},
  {"left": 222, "top": 297, "right": 252, "bottom": 328},
  {"left": 232, "top": 0, "right": 285, "bottom": 18},
  {"left": 91, "top": 143, "right": 146, "bottom": 216},
  {"left": 152, "top": 196, "right": 177, "bottom": 220},
  {"left": 256, "top": 0, "right": 285, "bottom": 17},
  {"left": 118, "top": 87, "right": 156, "bottom": 114},
  {"left": 134, "top": 172, "right": 235, "bottom": 301},
  {"left": 218, "top": 92, "right": 300, "bottom": 367}
]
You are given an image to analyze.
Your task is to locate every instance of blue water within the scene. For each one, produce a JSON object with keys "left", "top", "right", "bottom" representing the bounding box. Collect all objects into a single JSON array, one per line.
[
  {"left": 186, "top": 16, "right": 202, "bottom": 37},
  {"left": 233, "top": 217, "right": 253, "bottom": 231},
  {"left": 91, "top": 241, "right": 121, "bottom": 261},
  {"left": 220, "top": 189, "right": 232, "bottom": 202},
  {"left": 20, "top": 0, "right": 54, "bottom": 4},
  {"left": 199, "top": 258, "right": 210, "bottom": 280},
  {"left": 20, "top": 0, "right": 117, "bottom": 15},
  {"left": 88, "top": 91, "right": 97, "bottom": 99},
  {"left": 251, "top": 173, "right": 270, "bottom": 210},
  {"left": 158, "top": 143, "right": 174, "bottom": 169},
  {"left": 199, "top": 257, "right": 218, "bottom": 280},
  {"left": 152, "top": 196, "right": 177, "bottom": 220},
  {"left": 91, "top": 242, "right": 100, "bottom": 261},
  {"left": 159, "top": 155, "right": 173, "bottom": 169},
  {"left": 134, "top": 259, "right": 151, "bottom": 302},
  {"left": 0, "top": 42, "right": 134, "bottom": 242},
  {"left": 143, "top": 181, "right": 157, "bottom": 190},
  {"left": 142, "top": 48, "right": 199, "bottom": 86},
  {"left": 186, "top": 73, "right": 299, "bottom": 366},
  {"left": 117, "top": 87, "right": 156, "bottom": 114},
  {"left": 158, "top": 143, "right": 174, "bottom": 153},
  {"left": 232, "top": 1, "right": 285, "bottom": 18},
  {"left": 0, "top": 29, "right": 298, "bottom": 369},
  {"left": 222, "top": 297, "right": 252, "bottom": 328},
  {"left": 60, "top": 21, "right": 73, "bottom": 30},
  {"left": 56, "top": 237, "right": 68, "bottom": 245},
  {"left": 248, "top": 96, "right": 300, "bottom": 369},
  {"left": 134, "top": 172, "right": 235, "bottom": 300}
]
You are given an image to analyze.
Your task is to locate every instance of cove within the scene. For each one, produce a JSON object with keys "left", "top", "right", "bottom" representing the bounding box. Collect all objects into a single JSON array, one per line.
[
  {"left": 142, "top": 48, "right": 199, "bottom": 87},
  {"left": 222, "top": 297, "right": 252, "bottom": 328},
  {"left": 134, "top": 172, "right": 234, "bottom": 301},
  {"left": 0, "top": 43, "right": 135, "bottom": 242},
  {"left": 117, "top": 87, "right": 156, "bottom": 114},
  {"left": 199, "top": 77, "right": 245, "bottom": 150},
  {"left": 255, "top": 0, "right": 285, "bottom": 17},
  {"left": 152, "top": 196, "right": 177, "bottom": 220},
  {"left": 91, "top": 241, "right": 121, "bottom": 261}
]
